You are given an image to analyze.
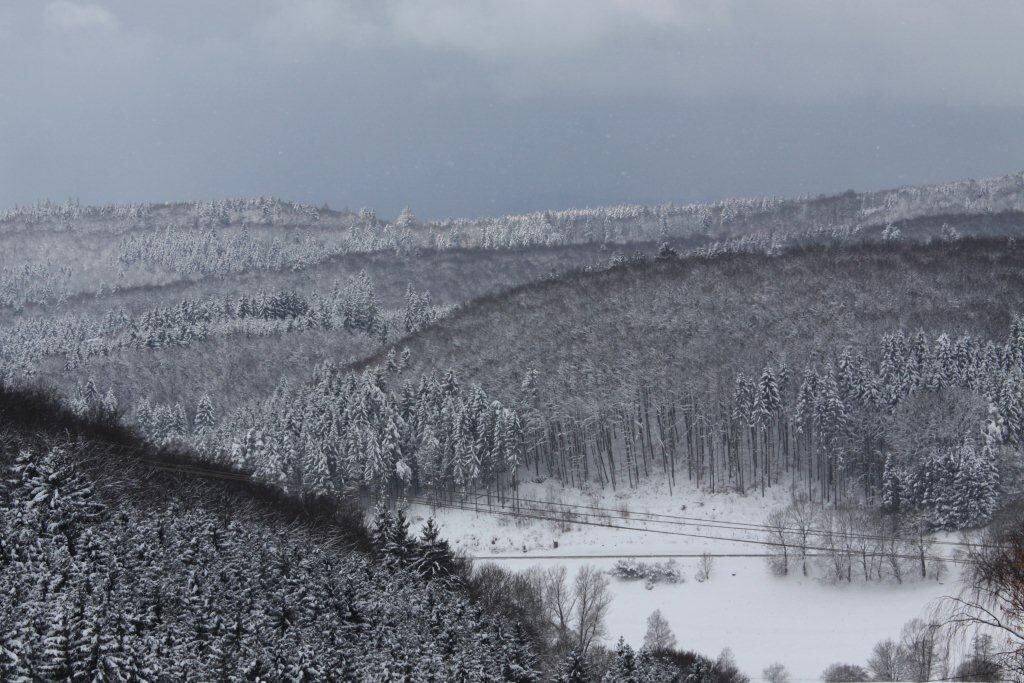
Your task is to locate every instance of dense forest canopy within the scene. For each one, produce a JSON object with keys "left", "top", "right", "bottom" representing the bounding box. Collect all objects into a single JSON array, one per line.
[{"left": 2, "top": 171, "right": 1024, "bottom": 679}]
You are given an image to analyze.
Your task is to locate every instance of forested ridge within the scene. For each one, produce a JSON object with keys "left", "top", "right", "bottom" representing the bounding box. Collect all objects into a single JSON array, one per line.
[
  {"left": 3, "top": 172, "right": 1024, "bottom": 680},
  {"left": 0, "top": 386, "right": 540, "bottom": 680},
  {"left": 3, "top": 171, "right": 1022, "bottom": 312},
  {"left": 16, "top": 238, "right": 1008, "bottom": 542},
  {"left": 11, "top": 238, "right": 1024, "bottom": 532}
]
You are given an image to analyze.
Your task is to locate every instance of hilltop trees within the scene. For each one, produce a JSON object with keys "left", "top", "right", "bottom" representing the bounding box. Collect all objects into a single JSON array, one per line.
[
  {"left": 110, "top": 317, "right": 1020, "bottom": 533},
  {"left": 195, "top": 365, "right": 526, "bottom": 504},
  {"left": 0, "top": 440, "right": 537, "bottom": 680}
]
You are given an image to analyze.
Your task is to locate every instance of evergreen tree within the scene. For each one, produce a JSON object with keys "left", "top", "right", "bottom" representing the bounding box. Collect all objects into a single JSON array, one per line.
[
  {"left": 395, "top": 207, "right": 417, "bottom": 230},
  {"left": 556, "top": 650, "right": 589, "bottom": 683},
  {"left": 194, "top": 395, "right": 216, "bottom": 435},
  {"left": 82, "top": 377, "right": 99, "bottom": 408},
  {"left": 370, "top": 507, "right": 394, "bottom": 553},
  {"left": 881, "top": 454, "right": 903, "bottom": 512},
  {"left": 383, "top": 508, "right": 418, "bottom": 568},
  {"left": 413, "top": 518, "right": 456, "bottom": 583},
  {"left": 101, "top": 389, "right": 119, "bottom": 419},
  {"left": 655, "top": 242, "right": 678, "bottom": 261},
  {"left": 793, "top": 368, "right": 818, "bottom": 435}
]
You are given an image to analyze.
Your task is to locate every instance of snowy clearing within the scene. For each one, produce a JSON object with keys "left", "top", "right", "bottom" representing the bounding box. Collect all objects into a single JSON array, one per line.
[{"left": 409, "top": 479, "right": 962, "bottom": 681}]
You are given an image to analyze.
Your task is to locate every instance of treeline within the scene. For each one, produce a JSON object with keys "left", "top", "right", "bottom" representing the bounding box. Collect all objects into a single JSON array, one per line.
[
  {"left": 101, "top": 323, "right": 1022, "bottom": 531},
  {"left": 7, "top": 170, "right": 1022, "bottom": 255},
  {"left": 6, "top": 184, "right": 1021, "bottom": 318},
  {"left": 116, "top": 225, "right": 351, "bottom": 277},
  {"left": 763, "top": 499, "right": 951, "bottom": 583},
  {"left": 118, "top": 364, "right": 526, "bottom": 504},
  {"left": 0, "top": 274, "right": 441, "bottom": 383},
  {"left": 0, "top": 262, "right": 73, "bottom": 310},
  {"left": 423, "top": 170, "right": 1024, "bottom": 250},
  {"left": 0, "top": 196, "right": 330, "bottom": 234},
  {"left": 524, "top": 325, "right": 1020, "bottom": 529}
]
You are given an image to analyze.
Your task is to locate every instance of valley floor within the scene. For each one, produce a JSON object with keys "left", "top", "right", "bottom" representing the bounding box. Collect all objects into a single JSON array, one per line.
[{"left": 409, "top": 479, "right": 961, "bottom": 681}]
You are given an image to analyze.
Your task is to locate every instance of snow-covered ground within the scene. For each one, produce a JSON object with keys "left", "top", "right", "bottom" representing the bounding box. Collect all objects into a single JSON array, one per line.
[{"left": 408, "top": 479, "right": 960, "bottom": 681}]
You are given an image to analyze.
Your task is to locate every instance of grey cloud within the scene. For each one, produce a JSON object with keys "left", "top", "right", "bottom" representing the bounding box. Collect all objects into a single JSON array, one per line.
[
  {"left": 43, "top": 1, "right": 119, "bottom": 32},
  {"left": 1, "top": 1, "right": 1022, "bottom": 218}
]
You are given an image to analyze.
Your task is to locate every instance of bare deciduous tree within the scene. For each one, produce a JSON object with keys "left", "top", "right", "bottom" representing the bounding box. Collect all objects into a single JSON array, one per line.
[
  {"left": 867, "top": 637, "right": 903, "bottom": 681},
  {"left": 536, "top": 565, "right": 576, "bottom": 651},
  {"left": 573, "top": 565, "right": 612, "bottom": 656},
  {"left": 942, "top": 504, "right": 1024, "bottom": 680},
  {"left": 762, "top": 662, "right": 791, "bottom": 683},
  {"left": 899, "top": 618, "right": 945, "bottom": 682},
  {"left": 786, "top": 495, "right": 817, "bottom": 576},
  {"left": 765, "top": 508, "right": 790, "bottom": 576},
  {"left": 696, "top": 552, "right": 715, "bottom": 582},
  {"left": 643, "top": 609, "right": 676, "bottom": 651}
]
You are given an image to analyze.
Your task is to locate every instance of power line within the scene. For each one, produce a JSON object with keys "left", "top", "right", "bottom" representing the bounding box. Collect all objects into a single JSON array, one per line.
[
  {"left": 472, "top": 553, "right": 816, "bottom": 560},
  {"left": 409, "top": 492, "right": 992, "bottom": 551},
  {"left": 404, "top": 495, "right": 978, "bottom": 566},
  {"left": 495, "top": 493, "right": 994, "bottom": 549}
]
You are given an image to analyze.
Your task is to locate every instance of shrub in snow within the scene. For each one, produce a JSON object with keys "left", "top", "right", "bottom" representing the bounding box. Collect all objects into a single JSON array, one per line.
[
  {"left": 821, "top": 662, "right": 870, "bottom": 682},
  {"left": 611, "top": 558, "right": 645, "bottom": 581},
  {"left": 610, "top": 558, "right": 683, "bottom": 585},
  {"left": 763, "top": 662, "right": 791, "bottom": 683},
  {"left": 695, "top": 553, "right": 714, "bottom": 582}
]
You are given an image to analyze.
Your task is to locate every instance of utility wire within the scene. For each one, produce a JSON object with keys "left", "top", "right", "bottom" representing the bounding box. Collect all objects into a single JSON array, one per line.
[
  {"left": 408, "top": 491, "right": 993, "bottom": 551},
  {"left": 492, "top": 493, "right": 995, "bottom": 549},
  {"left": 404, "top": 495, "right": 977, "bottom": 566}
]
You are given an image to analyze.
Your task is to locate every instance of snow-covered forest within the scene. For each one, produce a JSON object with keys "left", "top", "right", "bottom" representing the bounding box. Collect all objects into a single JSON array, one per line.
[
  {"left": 7, "top": 0, "right": 1024, "bottom": 677},
  {"left": 1, "top": 169, "right": 1023, "bottom": 679}
]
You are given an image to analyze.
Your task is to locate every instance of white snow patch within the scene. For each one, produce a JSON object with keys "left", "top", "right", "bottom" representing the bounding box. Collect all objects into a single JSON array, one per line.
[{"left": 407, "top": 478, "right": 962, "bottom": 681}]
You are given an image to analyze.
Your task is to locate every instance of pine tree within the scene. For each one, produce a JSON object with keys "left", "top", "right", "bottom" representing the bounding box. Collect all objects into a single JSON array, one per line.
[
  {"left": 304, "top": 446, "right": 334, "bottom": 498},
  {"left": 395, "top": 207, "right": 417, "bottom": 230},
  {"left": 556, "top": 650, "right": 589, "bottom": 683},
  {"left": 603, "top": 638, "right": 640, "bottom": 682},
  {"left": 794, "top": 368, "right": 817, "bottom": 431},
  {"left": 413, "top": 518, "right": 456, "bottom": 583},
  {"left": 654, "top": 242, "right": 678, "bottom": 261},
  {"left": 38, "top": 607, "right": 75, "bottom": 680},
  {"left": 951, "top": 439, "right": 999, "bottom": 528},
  {"left": 135, "top": 399, "right": 154, "bottom": 435},
  {"left": 194, "top": 395, "right": 216, "bottom": 435},
  {"left": 881, "top": 454, "right": 903, "bottom": 512},
  {"left": 82, "top": 377, "right": 99, "bottom": 408},
  {"left": 101, "top": 389, "right": 118, "bottom": 419},
  {"left": 370, "top": 507, "right": 394, "bottom": 554},
  {"left": 759, "top": 366, "right": 782, "bottom": 416},
  {"left": 383, "top": 509, "right": 419, "bottom": 568}
]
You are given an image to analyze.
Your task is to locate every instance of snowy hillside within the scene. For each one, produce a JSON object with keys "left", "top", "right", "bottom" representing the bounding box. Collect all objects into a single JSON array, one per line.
[{"left": 410, "top": 479, "right": 964, "bottom": 680}]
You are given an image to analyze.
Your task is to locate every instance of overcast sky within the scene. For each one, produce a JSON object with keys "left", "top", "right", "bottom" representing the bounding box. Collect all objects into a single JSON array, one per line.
[{"left": 1, "top": 1, "right": 1022, "bottom": 219}]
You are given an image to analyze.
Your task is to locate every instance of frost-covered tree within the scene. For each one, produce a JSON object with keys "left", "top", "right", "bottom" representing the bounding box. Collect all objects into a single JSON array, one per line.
[
  {"left": 194, "top": 394, "right": 216, "bottom": 434},
  {"left": 642, "top": 610, "right": 676, "bottom": 651}
]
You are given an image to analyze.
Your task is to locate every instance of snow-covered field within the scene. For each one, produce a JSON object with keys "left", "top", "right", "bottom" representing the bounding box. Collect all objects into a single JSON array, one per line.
[{"left": 409, "top": 479, "right": 960, "bottom": 681}]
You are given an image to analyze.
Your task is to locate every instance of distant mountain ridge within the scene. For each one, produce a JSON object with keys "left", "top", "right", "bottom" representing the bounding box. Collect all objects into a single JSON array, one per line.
[{"left": 3, "top": 171, "right": 1023, "bottom": 249}]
